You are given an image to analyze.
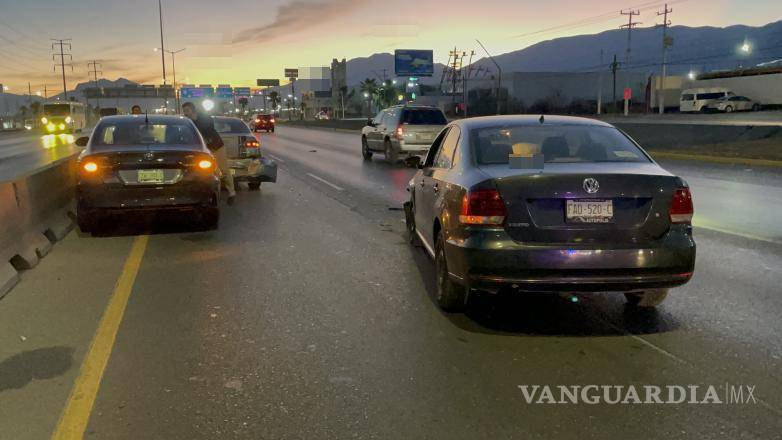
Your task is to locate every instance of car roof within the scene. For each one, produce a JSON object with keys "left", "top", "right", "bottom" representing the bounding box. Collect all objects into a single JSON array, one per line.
[
  {"left": 453, "top": 115, "right": 615, "bottom": 130},
  {"left": 99, "top": 115, "right": 193, "bottom": 123}
]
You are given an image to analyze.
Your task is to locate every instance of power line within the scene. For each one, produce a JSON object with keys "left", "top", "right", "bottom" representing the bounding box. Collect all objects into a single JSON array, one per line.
[{"left": 51, "top": 39, "right": 73, "bottom": 100}]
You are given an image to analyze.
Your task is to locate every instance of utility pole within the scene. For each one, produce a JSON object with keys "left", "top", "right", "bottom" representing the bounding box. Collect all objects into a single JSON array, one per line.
[
  {"left": 610, "top": 54, "right": 620, "bottom": 113},
  {"left": 620, "top": 9, "right": 640, "bottom": 116},
  {"left": 87, "top": 60, "right": 103, "bottom": 109},
  {"left": 657, "top": 3, "right": 673, "bottom": 114},
  {"left": 463, "top": 50, "right": 474, "bottom": 117},
  {"left": 476, "top": 39, "right": 502, "bottom": 115},
  {"left": 51, "top": 39, "right": 73, "bottom": 100},
  {"left": 597, "top": 50, "right": 604, "bottom": 115}
]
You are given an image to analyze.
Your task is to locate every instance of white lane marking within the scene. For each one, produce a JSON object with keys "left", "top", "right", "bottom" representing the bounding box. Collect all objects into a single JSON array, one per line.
[
  {"left": 694, "top": 224, "right": 782, "bottom": 246},
  {"left": 595, "top": 315, "right": 691, "bottom": 366},
  {"left": 306, "top": 173, "right": 344, "bottom": 191},
  {"left": 266, "top": 154, "right": 285, "bottom": 163}
]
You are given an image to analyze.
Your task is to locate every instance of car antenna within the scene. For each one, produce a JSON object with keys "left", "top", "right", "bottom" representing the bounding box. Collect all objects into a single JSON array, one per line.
[
  {"left": 539, "top": 115, "right": 545, "bottom": 124},
  {"left": 144, "top": 111, "right": 149, "bottom": 125}
]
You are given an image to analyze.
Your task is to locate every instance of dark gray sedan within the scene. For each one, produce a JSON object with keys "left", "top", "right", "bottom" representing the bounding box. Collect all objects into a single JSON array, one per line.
[{"left": 404, "top": 115, "right": 695, "bottom": 311}]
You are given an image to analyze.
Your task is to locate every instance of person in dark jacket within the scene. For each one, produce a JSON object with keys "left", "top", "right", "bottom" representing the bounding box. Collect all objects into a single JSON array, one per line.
[{"left": 182, "top": 101, "right": 235, "bottom": 204}]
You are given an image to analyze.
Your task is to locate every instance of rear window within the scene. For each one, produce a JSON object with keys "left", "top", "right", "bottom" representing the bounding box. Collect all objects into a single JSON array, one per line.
[
  {"left": 696, "top": 92, "right": 724, "bottom": 100},
  {"left": 472, "top": 124, "right": 650, "bottom": 165},
  {"left": 92, "top": 120, "right": 199, "bottom": 148},
  {"left": 401, "top": 109, "right": 447, "bottom": 125},
  {"left": 43, "top": 104, "right": 72, "bottom": 116},
  {"left": 681, "top": 94, "right": 694, "bottom": 101},
  {"left": 215, "top": 118, "right": 251, "bottom": 134},
  {"left": 256, "top": 114, "right": 272, "bottom": 120}
]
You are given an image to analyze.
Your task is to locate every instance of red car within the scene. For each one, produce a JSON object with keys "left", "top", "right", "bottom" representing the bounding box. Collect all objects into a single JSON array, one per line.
[{"left": 253, "top": 114, "right": 275, "bottom": 133}]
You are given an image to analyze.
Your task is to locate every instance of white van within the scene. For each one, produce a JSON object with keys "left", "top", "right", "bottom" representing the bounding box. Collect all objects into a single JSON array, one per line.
[
  {"left": 41, "top": 102, "right": 87, "bottom": 133},
  {"left": 680, "top": 88, "right": 734, "bottom": 113}
]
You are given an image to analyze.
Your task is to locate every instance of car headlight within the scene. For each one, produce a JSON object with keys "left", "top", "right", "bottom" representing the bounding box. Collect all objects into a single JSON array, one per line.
[
  {"left": 65, "top": 116, "right": 72, "bottom": 124},
  {"left": 41, "top": 117, "right": 48, "bottom": 124}
]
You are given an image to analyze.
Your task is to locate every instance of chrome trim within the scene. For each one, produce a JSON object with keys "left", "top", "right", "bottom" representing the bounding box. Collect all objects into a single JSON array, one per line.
[{"left": 416, "top": 229, "right": 435, "bottom": 258}]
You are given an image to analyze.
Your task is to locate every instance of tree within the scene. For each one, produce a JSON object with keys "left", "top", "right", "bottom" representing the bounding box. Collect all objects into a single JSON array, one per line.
[
  {"left": 359, "top": 78, "right": 380, "bottom": 115},
  {"left": 268, "top": 91, "right": 280, "bottom": 110},
  {"left": 377, "top": 80, "right": 401, "bottom": 108}
]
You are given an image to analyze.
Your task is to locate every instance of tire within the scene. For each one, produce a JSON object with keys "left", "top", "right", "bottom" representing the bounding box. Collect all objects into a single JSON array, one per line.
[
  {"left": 384, "top": 139, "right": 398, "bottom": 164},
  {"left": 271, "top": 127, "right": 275, "bottom": 133},
  {"left": 434, "top": 232, "right": 466, "bottom": 311},
  {"left": 752, "top": 104, "right": 761, "bottom": 112},
  {"left": 200, "top": 208, "right": 220, "bottom": 230},
  {"left": 76, "top": 207, "right": 96, "bottom": 233},
  {"left": 361, "top": 137, "right": 373, "bottom": 161},
  {"left": 725, "top": 106, "right": 734, "bottom": 113},
  {"left": 404, "top": 200, "right": 419, "bottom": 246},
  {"left": 624, "top": 289, "right": 669, "bottom": 308},
  {"left": 248, "top": 180, "right": 261, "bottom": 191}
]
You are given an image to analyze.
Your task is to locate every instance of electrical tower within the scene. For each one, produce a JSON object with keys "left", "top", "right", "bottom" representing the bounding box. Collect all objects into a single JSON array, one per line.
[
  {"left": 88, "top": 60, "right": 103, "bottom": 109},
  {"left": 657, "top": 3, "right": 673, "bottom": 114},
  {"left": 619, "top": 10, "right": 641, "bottom": 115},
  {"left": 51, "top": 39, "right": 73, "bottom": 100}
]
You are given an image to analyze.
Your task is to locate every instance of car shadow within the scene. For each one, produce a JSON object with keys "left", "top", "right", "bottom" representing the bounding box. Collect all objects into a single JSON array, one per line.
[
  {"left": 407, "top": 242, "right": 681, "bottom": 337},
  {"left": 76, "top": 211, "right": 215, "bottom": 238}
]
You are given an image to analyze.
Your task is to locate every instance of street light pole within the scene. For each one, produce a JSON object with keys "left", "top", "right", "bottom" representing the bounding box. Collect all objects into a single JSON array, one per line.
[
  {"left": 476, "top": 39, "right": 502, "bottom": 115},
  {"left": 158, "top": 0, "right": 167, "bottom": 86}
]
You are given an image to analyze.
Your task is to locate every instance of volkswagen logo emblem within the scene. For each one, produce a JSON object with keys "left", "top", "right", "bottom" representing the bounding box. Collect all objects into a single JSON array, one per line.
[{"left": 583, "top": 178, "right": 600, "bottom": 194}]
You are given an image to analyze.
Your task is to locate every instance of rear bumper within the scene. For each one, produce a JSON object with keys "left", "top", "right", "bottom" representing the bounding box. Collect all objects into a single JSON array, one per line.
[
  {"left": 444, "top": 227, "right": 696, "bottom": 293},
  {"left": 77, "top": 179, "right": 219, "bottom": 211},
  {"left": 395, "top": 140, "right": 430, "bottom": 155}
]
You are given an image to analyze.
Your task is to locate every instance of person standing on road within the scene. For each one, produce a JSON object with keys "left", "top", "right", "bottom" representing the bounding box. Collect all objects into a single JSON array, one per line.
[{"left": 182, "top": 101, "right": 236, "bottom": 205}]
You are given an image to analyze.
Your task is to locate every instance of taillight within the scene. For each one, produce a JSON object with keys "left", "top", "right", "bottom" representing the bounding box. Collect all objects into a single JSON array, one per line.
[
  {"left": 198, "top": 159, "right": 214, "bottom": 170},
  {"left": 255, "top": 119, "right": 261, "bottom": 123},
  {"left": 82, "top": 161, "right": 98, "bottom": 173},
  {"left": 459, "top": 189, "right": 506, "bottom": 226},
  {"left": 269, "top": 118, "right": 275, "bottom": 123},
  {"left": 395, "top": 124, "right": 405, "bottom": 140},
  {"left": 670, "top": 187, "right": 694, "bottom": 224},
  {"left": 245, "top": 139, "right": 260, "bottom": 148}
]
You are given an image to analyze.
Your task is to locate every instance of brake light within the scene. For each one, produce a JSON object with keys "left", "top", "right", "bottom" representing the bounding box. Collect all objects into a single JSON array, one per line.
[
  {"left": 198, "top": 159, "right": 214, "bottom": 170},
  {"left": 83, "top": 161, "right": 99, "bottom": 173},
  {"left": 245, "top": 139, "right": 260, "bottom": 148},
  {"left": 255, "top": 119, "right": 261, "bottom": 123},
  {"left": 459, "top": 189, "right": 506, "bottom": 225},
  {"left": 269, "top": 118, "right": 275, "bottom": 123},
  {"left": 670, "top": 187, "right": 694, "bottom": 224}
]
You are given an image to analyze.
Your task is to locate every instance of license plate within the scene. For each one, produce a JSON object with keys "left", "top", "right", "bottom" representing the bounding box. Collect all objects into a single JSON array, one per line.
[
  {"left": 137, "top": 169, "right": 165, "bottom": 184},
  {"left": 566, "top": 199, "right": 614, "bottom": 224}
]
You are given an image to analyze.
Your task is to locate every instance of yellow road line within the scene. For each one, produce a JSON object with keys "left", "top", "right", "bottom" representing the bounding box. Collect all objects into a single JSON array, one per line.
[{"left": 51, "top": 235, "right": 149, "bottom": 440}]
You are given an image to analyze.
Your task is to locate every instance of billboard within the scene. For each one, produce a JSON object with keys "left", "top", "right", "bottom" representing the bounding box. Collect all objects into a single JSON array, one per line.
[
  {"left": 395, "top": 50, "right": 434, "bottom": 77},
  {"left": 234, "top": 87, "right": 251, "bottom": 96},
  {"left": 257, "top": 79, "right": 280, "bottom": 87},
  {"left": 215, "top": 87, "right": 233, "bottom": 98},
  {"left": 180, "top": 87, "right": 214, "bottom": 98},
  {"left": 284, "top": 68, "right": 299, "bottom": 78}
]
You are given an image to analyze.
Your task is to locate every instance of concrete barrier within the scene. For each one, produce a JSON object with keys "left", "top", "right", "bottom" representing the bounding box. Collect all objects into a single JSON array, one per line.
[{"left": 0, "top": 153, "right": 77, "bottom": 299}]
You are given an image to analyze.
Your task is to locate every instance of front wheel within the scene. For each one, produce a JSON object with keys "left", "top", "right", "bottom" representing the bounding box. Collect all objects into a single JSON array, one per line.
[
  {"left": 361, "top": 137, "right": 373, "bottom": 161},
  {"left": 248, "top": 180, "right": 261, "bottom": 191},
  {"left": 435, "top": 233, "right": 466, "bottom": 311},
  {"left": 624, "top": 289, "right": 669, "bottom": 308},
  {"left": 725, "top": 106, "right": 734, "bottom": 113},
  {"left": 752, "top": 104, "right": 761, "bottom": 112},
  {"left": 384, "top": 139, "right": 398, "bottom": 164},
  {"left": 404, "top": 200, "right": 419, "bottom": 246}
]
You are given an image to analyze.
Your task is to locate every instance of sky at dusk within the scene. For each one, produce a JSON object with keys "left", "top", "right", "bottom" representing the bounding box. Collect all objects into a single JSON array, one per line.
[{"left": 0, "top": 0, "right": 780, "bottom": 92}]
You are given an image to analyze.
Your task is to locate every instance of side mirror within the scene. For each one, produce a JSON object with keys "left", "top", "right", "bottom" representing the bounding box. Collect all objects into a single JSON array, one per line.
[
  {"left": 75, "top": 136, "right": 89, "bottom": 147},
  {"left": 404, "top": 156, "right": 422, "bottom": 169},
  {"left": 366, "top": 118, "right": 375, "bottom": 127}
]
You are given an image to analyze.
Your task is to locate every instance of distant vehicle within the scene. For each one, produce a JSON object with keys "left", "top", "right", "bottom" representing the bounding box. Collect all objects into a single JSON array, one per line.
[
  {"left": 41, "top": 102, "right": 87, "bottom": 133},
  {"left": 404, "top": 115, "right": 695, "bottom": 311},
  {"left": 252, "top": 114, "right": 275, "bottom": 133},
  {"left": 679, "top": 88, "right": 733, "bottom": 113},
  {"left": 74, "top": 115, "right": 221, "bottom": 231},
  {"left": 705, "top": 95, "right": 760, "bottom": 113},
  {"left": 361, "top": 105, "right": 447, "bottom": 163},
  {"left": 213, "top": 116, "right": 277, "bottom": 191},
  {"left": 315, "top": 111, "right": 330, "bottom": 120}
]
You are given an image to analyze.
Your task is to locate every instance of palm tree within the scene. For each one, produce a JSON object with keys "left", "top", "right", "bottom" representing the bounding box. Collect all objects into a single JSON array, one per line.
[
  {"left": 359, "top": 78, "right": 379, "bottom": 115},
  {"left": 269, "top": 91, "right": 280, "bottom": 110}
]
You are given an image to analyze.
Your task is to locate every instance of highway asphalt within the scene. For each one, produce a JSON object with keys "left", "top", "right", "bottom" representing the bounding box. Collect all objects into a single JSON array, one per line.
[{"left": 0, "top": 126, "right": 780, "bottom": 439}]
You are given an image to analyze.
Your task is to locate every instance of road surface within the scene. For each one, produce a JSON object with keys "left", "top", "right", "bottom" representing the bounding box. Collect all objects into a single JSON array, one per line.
[
  {"left": 0, "top": 131, "right": 81, "bottom": 182},
  {"left": 0, "top": 126, "right": 780, "bottom": 439}
]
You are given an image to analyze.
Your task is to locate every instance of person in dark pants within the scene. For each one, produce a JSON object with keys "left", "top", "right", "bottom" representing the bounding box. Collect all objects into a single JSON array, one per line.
[{"left": 182, "top": 101, "right": 235, "bottom": 205}]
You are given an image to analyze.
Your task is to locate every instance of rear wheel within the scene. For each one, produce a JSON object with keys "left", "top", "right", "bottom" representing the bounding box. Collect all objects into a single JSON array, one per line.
[
  {"left": 625, "top": 289, "right": 669, "bottom": 308},
  {"left": 404, "top": 200, "right": 419, "bottom": 246},
  {"left": 752, "top": 104, "right": 761, "bottom": 111},
  {"left": 248, "top": 180, "right": 262, "bottom": 191},
  {"left": 361, "top": 137, "right": 373, "bottom": 161},
  {"left": 76, "top": 207, "right": 97, "bottom": 233},
  {"left": 384, "top": 139, "right": 398, "bottom": 164},
  {"left": 725, "top": 105, "right": 734, "bottom": 113},
  {"left": 199, "top": 208, "right": 220, "bottom": 230},
  {"left": 435, "top": 232, "right": 466, "bottom": 311}
]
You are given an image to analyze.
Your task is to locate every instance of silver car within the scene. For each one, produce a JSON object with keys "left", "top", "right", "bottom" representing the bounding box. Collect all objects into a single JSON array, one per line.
[
  {"left": 708, "top": 95, "right": 760, "bottom": 113},
  {"left": 361, "top": 105, "right": 447, "bottom": 163}
]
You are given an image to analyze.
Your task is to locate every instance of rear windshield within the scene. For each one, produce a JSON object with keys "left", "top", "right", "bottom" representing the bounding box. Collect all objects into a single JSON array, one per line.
[
  {"left": 43, "top": 104, "right": 72, "bottom": 116},
  {"left": 92, "top": 120, "right": 199, "bottom": 148},
  {"left": 472, "top": 124, "right": 650, "bottom": 165},
  {"left": 215, "top": 118, "right": 251, "bottom": 134},
  {"left": 401, "top": 109, "right": 447, "bottom": 125},
  {"left": 256, "top": 115, "right": 273, "bottom": 120}
]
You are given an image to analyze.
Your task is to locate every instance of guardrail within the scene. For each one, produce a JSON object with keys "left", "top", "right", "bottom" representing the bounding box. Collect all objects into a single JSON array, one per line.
[{"left": 0, "top": 148, "right": 78, "bottom": 298}]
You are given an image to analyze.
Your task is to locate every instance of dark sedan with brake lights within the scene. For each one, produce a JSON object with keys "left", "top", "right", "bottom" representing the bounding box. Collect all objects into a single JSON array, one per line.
[
  {"left": 75, "top": 115, "right": 221, "bottom": 231},
  {"left": 404, "top": 115, "right": 696, "bottom": 311}
]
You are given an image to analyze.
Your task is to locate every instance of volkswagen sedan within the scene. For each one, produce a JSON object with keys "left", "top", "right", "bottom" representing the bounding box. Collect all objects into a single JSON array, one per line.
[{"left": 404, "top": 115, "right": 696, "bottom": 311}]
